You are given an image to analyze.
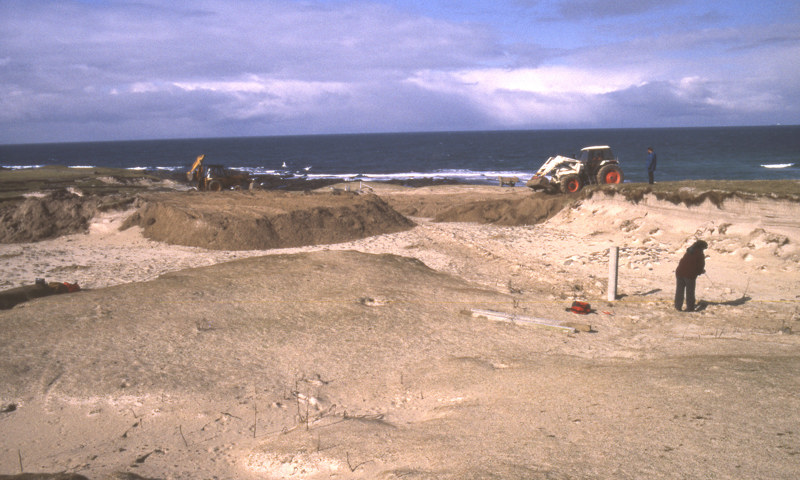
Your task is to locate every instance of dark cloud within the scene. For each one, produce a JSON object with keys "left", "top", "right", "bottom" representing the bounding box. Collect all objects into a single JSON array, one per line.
[
  {"left": 555, "top": 0, "right": 686, "bottom": 20},
  {"left": 599, "top": 80, "right": 726, "bottom": 126}
]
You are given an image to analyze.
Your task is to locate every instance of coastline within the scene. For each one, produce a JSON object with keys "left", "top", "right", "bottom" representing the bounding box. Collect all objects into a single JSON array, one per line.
[
  {"left": 1, "top": 169, "right": 799, "bottom": 479},
  {"left": 3, "top": 126, "right": 800, "bottom": 185}
]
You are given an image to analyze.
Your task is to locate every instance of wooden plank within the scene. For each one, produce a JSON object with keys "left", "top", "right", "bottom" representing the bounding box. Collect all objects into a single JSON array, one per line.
[{"left": 469, "top": 309, "right": 579, "bottom": 333}]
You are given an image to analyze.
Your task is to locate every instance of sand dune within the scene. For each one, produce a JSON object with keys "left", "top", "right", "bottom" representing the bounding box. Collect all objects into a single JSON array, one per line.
[{"left": 1, "top": 180, "right": 799, "bottom": 479}]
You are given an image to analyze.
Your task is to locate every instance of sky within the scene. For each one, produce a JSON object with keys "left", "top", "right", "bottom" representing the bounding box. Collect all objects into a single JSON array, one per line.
[{"left": 1, "top": 0, "right": 799, "bottom": 144}]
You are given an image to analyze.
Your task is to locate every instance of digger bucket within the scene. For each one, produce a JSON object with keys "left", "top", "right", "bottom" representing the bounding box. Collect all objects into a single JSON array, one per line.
[{"left": 526, "top": 176, "right": 550, "bottom": 190}]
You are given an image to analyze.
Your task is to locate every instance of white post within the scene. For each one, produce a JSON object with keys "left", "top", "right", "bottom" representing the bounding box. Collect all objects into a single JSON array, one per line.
[{"left": 608, "top": 246, "right": 619, "bottom": 301}]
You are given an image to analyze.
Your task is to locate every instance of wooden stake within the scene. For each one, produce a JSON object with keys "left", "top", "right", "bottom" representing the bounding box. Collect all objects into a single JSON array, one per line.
[{"left": 608, "top": 246, "right": 619, "bottom": 301}]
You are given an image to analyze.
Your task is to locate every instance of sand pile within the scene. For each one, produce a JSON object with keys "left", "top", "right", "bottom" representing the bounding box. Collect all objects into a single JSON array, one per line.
[
  {"left": 0, "top": 191, "right": 134, "bottom": 243},
  {"left": 372, "top": 183, "right": 568, "bottom": 225},
  {"left": 0, "top": 250, "right": 507, "bottom": 401},
  {"left": 433, "top": 193, "right": 566, "bottom": 225},
  {"left": 121, "top": 190, "right": 415, "bottom": 250}
]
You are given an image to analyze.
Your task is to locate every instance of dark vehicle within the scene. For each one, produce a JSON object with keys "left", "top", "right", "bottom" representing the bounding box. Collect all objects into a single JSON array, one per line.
[
  {"left": 202, "top": 165, "right": 255, "bottom": 191},
  {"left": 187, "top": 154, "right": 255, "bottom": 191}
]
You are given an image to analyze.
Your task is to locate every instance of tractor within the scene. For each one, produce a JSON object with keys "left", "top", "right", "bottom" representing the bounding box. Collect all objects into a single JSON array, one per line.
[{"left": 526, "top": 146, "right": 624, "bottom": 194}]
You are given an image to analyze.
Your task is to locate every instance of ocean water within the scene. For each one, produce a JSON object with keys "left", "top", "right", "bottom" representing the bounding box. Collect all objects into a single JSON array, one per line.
[{"left": 1, "top": 126, "right": 798, "bottom": 185}]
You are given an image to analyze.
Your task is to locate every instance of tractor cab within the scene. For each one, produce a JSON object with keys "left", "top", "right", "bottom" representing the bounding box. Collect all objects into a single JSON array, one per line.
[
  {"left": 577, "top": 146, "right": 615, "bottom": 163},
  {"left": 578, "top": 146, "right": 614, "bottom": 179}
]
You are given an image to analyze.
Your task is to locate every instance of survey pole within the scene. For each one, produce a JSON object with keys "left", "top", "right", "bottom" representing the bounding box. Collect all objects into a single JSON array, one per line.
[{"left": 608, "top": 246, "right": 619, "bottom": 301}]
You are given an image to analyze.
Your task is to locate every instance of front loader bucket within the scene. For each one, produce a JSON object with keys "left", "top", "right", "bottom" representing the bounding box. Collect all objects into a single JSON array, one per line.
[{"left": 526, "top": 176, "right": 551, "bottom": 190}]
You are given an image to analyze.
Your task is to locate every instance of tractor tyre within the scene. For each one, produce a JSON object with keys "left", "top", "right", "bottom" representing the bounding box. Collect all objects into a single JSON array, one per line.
[
  {"left": 597, "top": 165, "right": 624, "bottom": 185},
  {"left": 207, "top": 180, "right": 223, "bottom": 192},
  {"left": 560, "top": 174, "right": 583, "bottom": 194}
]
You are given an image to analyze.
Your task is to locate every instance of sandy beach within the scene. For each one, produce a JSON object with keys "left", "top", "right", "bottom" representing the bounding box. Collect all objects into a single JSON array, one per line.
[{"left": 1, "top": 171, "right": 799, "bottom": 479}]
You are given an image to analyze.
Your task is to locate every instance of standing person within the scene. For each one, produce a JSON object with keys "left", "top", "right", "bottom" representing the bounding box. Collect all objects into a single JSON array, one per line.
[
  {"left": 675, "top": 240, "right": 708, "bottom": 312},
  {"left": 647, "top": 147, "right": 657, "bottom": 184}
]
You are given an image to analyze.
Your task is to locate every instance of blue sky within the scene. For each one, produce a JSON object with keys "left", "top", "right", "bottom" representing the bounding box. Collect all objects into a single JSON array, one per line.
[{"left": 1, "top": 0, "right": 798, "bottom": 143}]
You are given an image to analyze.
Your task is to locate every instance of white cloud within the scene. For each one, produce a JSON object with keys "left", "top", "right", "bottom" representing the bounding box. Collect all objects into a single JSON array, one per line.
[
  {"left": 172, "top": 77, "right": 348, "bottom": 97},
  {"left": 406, "top": 66, "right": 645, "bottom": 125},
  {"left": 410, "top": 66, "right": 642, "bottom": 95},
  {"left": 129, "top": 83, "right": 163, "bottom": 94}
]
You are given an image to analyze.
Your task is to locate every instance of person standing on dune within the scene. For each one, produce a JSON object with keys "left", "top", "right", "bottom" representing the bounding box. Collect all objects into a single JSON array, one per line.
[
  {"left": 675, "top": 240, "right": 708, "bottom": 312},
  {"left": 647, "top": 147, "right": 657, "bottom": 184}
]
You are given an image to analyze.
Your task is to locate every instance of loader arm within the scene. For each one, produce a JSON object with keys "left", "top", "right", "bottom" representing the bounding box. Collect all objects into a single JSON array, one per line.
[
  {"left": 188, "top": 154, "right": 205, "bottom": 177},
  {"left": 533, "top": 156, "right": 566, "bottom": 176},
  {"left": 527, "top": 155, "right": 582, "bottom": 192}
]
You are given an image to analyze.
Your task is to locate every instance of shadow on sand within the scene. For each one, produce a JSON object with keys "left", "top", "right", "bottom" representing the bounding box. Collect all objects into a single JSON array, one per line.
[
  {"left": 695, "top": 295, "right": 752, "bottom": 311},
  {"left": 617, "top": 289, "right": 662, "bottom": 300}
]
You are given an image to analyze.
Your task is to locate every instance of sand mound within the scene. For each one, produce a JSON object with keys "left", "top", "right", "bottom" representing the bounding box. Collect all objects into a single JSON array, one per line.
[
  {"left": 433, "top": 194, "right": 566, "bottom": 225},
  {"left": 121, "top": 190, "right": 415, "bottom": 250},
  {"left": 0, "top": 191, "right": 134, "bottom": 243},
  {"left": 2, "top": 249, "right": 799, "bottom": 479},
  {"left": 0, "top": 250, "right": 504, "bottom": 400},
  {"left": 375, "top": 184, "right": 568, "bottom": 225},
  {"left": 581, "top": 180, "right": 800, "bottom": 207}
]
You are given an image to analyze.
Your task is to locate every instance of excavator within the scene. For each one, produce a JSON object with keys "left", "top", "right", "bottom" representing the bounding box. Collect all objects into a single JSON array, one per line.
[
  {"left": 187, "top": 154, "right": 206, "bottom": 189},
  {"left": 187, "top": 154, "right": 255, "bottom": 191}
]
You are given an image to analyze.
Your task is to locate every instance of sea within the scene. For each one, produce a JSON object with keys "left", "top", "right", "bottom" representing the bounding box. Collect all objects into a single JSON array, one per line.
[{"left": 1, "top": 126, "right": 798, "bottom": 185}]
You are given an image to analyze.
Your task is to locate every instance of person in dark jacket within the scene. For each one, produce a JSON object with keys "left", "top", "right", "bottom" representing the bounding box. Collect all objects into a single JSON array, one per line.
[
  {"left": 647, "top": 147, "right": 657, "bottom": 184},
  {"left": 675, "top": 240, "right": 708, "bottom": 311}
]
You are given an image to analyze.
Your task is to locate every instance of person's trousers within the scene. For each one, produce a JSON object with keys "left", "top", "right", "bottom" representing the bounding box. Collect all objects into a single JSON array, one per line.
[
  {"left": 675, "top": 275, "right": 696, "bottom": 311},
  {"left": 648, "top": 170, "right": 655, "bottom": 184}
]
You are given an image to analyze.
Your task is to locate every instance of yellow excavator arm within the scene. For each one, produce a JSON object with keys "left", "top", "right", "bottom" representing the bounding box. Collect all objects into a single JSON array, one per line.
[{"left": 187, "top": 154, "right": 205, "bottom": 181}]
